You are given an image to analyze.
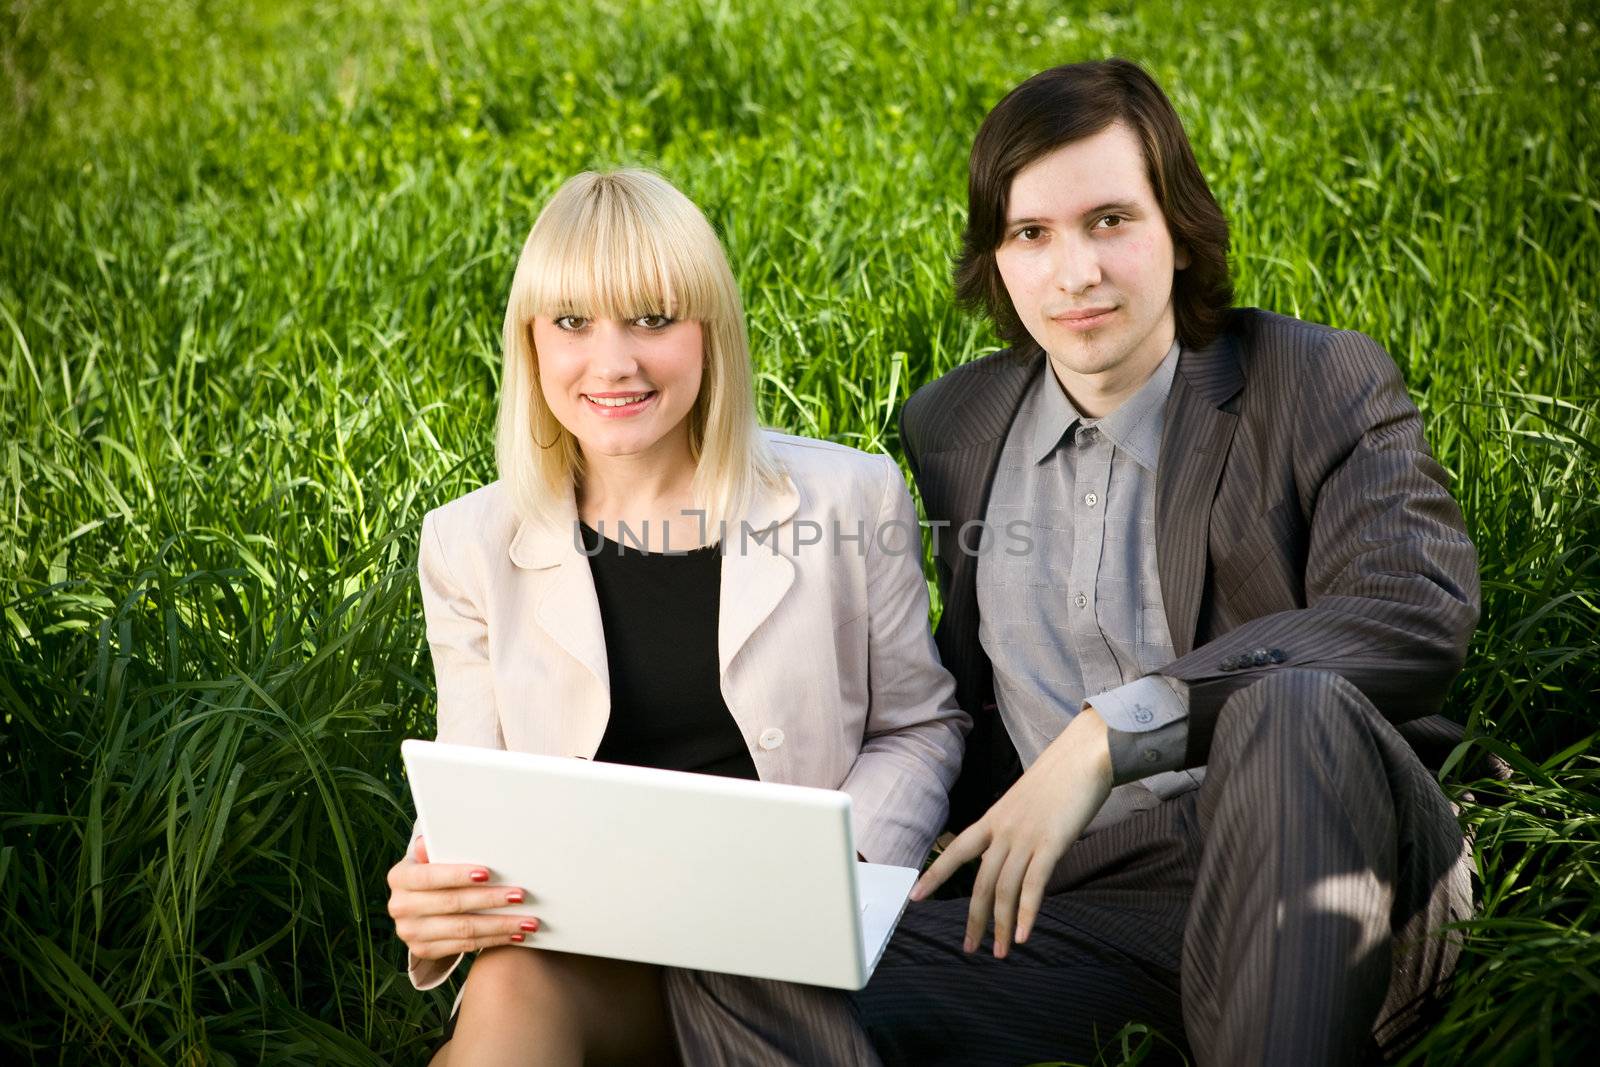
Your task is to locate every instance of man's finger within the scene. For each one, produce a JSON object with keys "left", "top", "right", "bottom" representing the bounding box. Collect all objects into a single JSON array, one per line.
[
  {"left": 1015, "top": 854, "right": 1052, "bottom": 946},
  {"left": 964, "top": 844, "right": 1006, "bottom": 954},
  {"left": 990, "top": 847, "right": 1031, "bottom": 959},
  {"left": 912, "top": 825, "right": 988, "bottom": 901}
]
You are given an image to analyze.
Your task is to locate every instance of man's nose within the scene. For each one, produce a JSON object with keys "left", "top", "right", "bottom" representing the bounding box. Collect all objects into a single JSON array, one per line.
[{"left": 1051, "top": 236, "right": 1102, "bottom": 294}]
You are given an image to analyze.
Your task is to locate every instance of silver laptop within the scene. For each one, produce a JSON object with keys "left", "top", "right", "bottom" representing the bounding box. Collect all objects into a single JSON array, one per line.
[{"left": 400, "top": 739, "right": 919, "bottom": 990}]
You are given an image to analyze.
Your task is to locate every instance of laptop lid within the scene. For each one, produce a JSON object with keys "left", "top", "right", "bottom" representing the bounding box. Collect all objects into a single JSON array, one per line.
[{"left": 402, "top": 739, "right": 889, "bottom": 989}]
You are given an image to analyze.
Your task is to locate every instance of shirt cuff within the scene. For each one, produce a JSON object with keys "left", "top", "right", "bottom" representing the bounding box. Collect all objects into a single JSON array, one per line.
[{"left": 1084, "top": 675, "right": 1190, "bottom": 785}]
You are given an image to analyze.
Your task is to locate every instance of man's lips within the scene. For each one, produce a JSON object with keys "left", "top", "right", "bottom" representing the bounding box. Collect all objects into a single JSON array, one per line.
[{"left": 1050, "top": 307, "right": 1118, "bottom": 331}]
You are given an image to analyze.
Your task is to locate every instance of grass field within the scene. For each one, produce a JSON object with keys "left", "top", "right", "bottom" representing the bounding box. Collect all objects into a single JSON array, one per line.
[{"left": 2, "top": 0, "right": 1596, "bottom": 1062}]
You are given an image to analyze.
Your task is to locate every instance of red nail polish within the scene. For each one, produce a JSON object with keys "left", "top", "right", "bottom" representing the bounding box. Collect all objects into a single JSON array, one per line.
[
  {"left": 519, "top": 920, "right": 537, "bottom": 932},
  {"left": 469, "top": 869, "right": 489, "bottom": 883},
  {"left": 507, "top": 891, "right": 525, "bottom": 904},
  {"left": 511, "top": 933, "right": 524, "bottom": 943}
]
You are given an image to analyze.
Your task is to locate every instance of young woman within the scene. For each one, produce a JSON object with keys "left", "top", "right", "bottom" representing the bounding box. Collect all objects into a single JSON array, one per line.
[{"left": 384, "top": 169, "right": 968, "bottom": 1065}]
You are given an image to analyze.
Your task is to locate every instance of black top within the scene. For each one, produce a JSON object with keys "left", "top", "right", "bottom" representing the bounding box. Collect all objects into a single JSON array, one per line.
[{"left": 579, "top": 522, "right": 758, "bottom": 781}]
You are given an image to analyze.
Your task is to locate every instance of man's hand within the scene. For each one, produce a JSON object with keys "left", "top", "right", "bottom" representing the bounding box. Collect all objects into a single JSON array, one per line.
[{"left": 910, "top": 706, "right": 1114, "bottom": 958}]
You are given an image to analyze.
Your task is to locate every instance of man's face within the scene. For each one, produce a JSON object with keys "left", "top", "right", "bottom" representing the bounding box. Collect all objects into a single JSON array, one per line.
[{"left": 994, "top": 122, "right": 1188, "bottom": 398}]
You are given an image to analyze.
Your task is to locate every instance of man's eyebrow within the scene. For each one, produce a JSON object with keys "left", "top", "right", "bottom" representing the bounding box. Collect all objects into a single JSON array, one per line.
[
  {"left": 1003, "top": 200, "right": 1143, "bottom": 227},
  {"left": 1079, "top": 200, "right": 1142, "bottom": 219}
]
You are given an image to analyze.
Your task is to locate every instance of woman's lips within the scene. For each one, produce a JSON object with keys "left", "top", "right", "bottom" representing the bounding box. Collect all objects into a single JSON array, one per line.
[{"left": 582, "top": 391, "right": 657, "bottom": 418}]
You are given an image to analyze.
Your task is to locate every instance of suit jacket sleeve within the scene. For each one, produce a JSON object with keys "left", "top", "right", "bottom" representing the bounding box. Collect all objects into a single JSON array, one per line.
[
  {"left": 839, "top": 454, "right": 972, "bottom": 867},
  {"left": 405, "top": 508, "right": 505, "bottom": 992},
  {"left": 1162, "top": 329, "right": 1481, "bottom": 767}
]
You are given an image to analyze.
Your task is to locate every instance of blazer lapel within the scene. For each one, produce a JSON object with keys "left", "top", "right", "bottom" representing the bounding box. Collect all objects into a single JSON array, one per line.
[
  {"left": 1156, "top": 332, "right": 1245, "bottom": 657},
  {"left": 922, "top": 346, "right": 1044, "bottom": 539},
  {"left": 718, "top": 475, "right": 801, "bottom": 675},
  {"left": 508, "top": 491, "right": 610, "bottom": 694}
]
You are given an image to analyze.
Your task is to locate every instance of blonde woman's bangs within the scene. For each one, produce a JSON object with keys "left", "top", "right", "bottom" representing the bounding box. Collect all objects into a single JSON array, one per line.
[{"left": 511, "top": 177, "right": 725, "bottom": 327}]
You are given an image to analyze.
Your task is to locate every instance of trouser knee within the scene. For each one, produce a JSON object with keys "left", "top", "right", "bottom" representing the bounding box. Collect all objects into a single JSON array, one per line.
[{"left": 1211, "top": 668, "right": 1387, "bottom": 773}]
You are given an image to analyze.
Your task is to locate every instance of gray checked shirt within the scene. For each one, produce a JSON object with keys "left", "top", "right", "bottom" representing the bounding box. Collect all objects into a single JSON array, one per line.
[{"left": 976, "top": 340, "right": 1205, "bottom": 836}]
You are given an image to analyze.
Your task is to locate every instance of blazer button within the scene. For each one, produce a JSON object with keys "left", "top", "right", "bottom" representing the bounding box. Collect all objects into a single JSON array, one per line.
[
  {"left": 1220, "top": 656, "right": 1238, "bottom": 671},
  {"left": 758, "top": 727, "right": 785, "bottom": 751},
  {"left": 1269, "top": 648, "right": 1287, "bottom": 663},
  {"left": 1252, "top": 649, "right": 1271, "bottom": 667}
]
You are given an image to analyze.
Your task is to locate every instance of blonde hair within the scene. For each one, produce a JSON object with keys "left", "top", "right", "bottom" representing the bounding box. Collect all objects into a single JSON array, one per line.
[{"left": 496, "top": 168, "right": 784, "bottom": 531}]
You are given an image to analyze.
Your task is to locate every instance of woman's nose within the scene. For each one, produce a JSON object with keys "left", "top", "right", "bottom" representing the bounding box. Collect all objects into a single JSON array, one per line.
[{"left": 588, "top": 321, "right": 640, "bottom": 379}]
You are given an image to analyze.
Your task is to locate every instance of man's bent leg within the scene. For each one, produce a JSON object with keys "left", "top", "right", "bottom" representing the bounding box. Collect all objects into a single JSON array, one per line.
[
  {"left": 850, "top": 794, "right": 1200, "bottom": 1066},
  {"left": 1182, "top": 669, "right": 1473, "bottom": 1066},
  {"left": 662, "top": 968, "right": 882, "bottom": 1067}
]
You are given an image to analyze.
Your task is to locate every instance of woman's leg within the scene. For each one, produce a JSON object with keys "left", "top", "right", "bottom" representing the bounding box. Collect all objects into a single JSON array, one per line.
[{"left": 431, "top": 947, "right": 679, "bottom": 1066}]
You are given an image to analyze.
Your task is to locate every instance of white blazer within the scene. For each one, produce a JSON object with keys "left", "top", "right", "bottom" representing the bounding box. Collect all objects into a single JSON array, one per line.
[{"left": 407, "top": 431, "right": 969, "bottom": 990}]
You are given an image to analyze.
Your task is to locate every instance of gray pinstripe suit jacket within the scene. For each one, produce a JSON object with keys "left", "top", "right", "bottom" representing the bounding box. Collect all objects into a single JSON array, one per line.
[{"left": 900, "top": 307, "right": 1481, "bottom": 832}]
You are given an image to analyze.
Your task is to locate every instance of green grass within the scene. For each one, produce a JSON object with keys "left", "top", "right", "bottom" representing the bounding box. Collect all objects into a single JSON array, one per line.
[{"left": 2, "top": 0, "right": 1596, "bottom": 1062}]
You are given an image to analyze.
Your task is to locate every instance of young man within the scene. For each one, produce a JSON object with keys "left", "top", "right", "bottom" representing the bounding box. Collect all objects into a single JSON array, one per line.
[{"left": 667, "top": 59, "right": 1478, "bottom": 1066}]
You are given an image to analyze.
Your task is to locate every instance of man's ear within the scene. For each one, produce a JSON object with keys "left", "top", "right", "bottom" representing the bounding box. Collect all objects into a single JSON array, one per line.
[{"left": 1175, "top": 244, "right": 1192, "bottom": 270}]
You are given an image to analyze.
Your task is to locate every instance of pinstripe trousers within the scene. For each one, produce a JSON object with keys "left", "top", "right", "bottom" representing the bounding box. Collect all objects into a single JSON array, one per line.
[{"left": 664, "top": 669, "right": 1475, "bottom": 1066}]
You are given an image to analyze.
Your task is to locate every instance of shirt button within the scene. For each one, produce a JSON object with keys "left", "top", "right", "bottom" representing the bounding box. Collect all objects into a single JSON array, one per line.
[
  {"left": 1134, "top": 704, "right": 1154, "bottom": 724},
  {"left": 1143, "top": 749, "right": 1161, "bottom": 763},
  {"left": 1075, "top": 592, "right": 1088, "bottom": 608},
  {"left": 1084, "top": 492, "right": 1099, "bottom": 507},
  {"left": 758, "top": 727, "right": 785, "bottom": 751}
]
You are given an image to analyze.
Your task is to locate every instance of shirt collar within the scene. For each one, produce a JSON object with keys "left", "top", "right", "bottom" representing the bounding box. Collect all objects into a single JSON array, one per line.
[{"left": 1030, "top": 339, "right": 1181, "bottom": 473}]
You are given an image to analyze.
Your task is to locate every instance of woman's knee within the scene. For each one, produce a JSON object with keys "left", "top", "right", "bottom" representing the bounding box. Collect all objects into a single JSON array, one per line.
[
  {"left": 462, "top": 945, "right": 576, "bottom": 1014},
  {"left": 467, "top": 949, "right": 671, "bottom": 1062}
]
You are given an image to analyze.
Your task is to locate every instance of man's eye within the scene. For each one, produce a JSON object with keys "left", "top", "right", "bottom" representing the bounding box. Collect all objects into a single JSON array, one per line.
[
  {"left": 635, "top": 314, "right": 673, "bottom": 329},
  {"left": 1095, "top": 214, "right": 1125, "bottom": 230},
  {"left": 554, "top": 315, "right": 589, "bottom": 331}
]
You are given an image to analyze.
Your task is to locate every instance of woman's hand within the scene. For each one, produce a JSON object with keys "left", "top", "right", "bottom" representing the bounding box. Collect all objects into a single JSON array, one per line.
[{"left": 387, "top": 835, "right": 540, "bottom": 960}]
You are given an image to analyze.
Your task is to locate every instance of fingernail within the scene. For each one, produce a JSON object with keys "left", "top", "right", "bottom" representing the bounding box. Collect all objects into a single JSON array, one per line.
[
  {"left": 511, "top": 933, "right": 524, "bottom": 943},
  {"left": 469, "top": 869, "right": 489, "bottom": 883},
  {"left": 962, "top": 937, "right": 974, "bottom": 953},
  {"left": 519, "top": 920, "right": 537, "bottom": 932},
  {"left": 507, "top": 890, "right": 524, "bottom": 904}
]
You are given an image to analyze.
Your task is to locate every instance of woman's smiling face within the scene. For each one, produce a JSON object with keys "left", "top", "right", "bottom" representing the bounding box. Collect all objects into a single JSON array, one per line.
[{"left": 531, "top": 312, "right": 704, "bottom": 463}]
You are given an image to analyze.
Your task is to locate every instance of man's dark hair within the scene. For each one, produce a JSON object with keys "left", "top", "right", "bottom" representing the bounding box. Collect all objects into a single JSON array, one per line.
[{"left": 954, "top": 58, "right": 1233, "bottom": 351}]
